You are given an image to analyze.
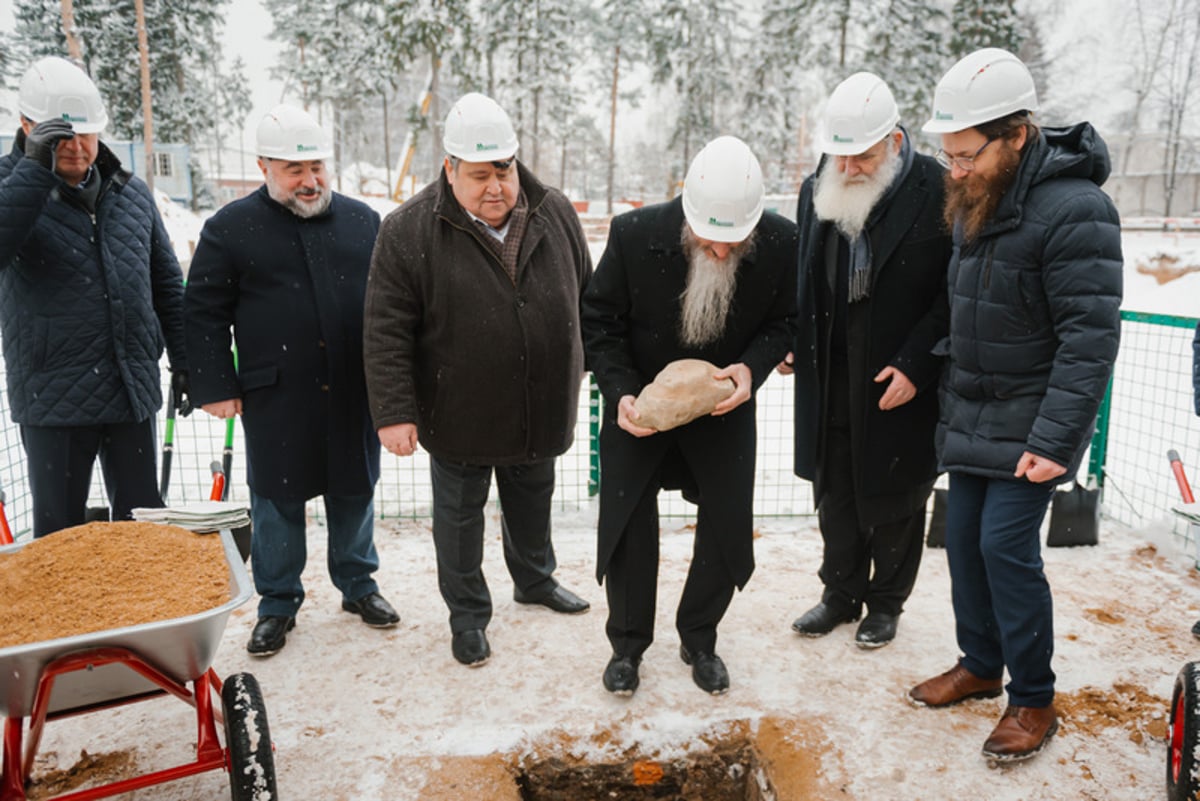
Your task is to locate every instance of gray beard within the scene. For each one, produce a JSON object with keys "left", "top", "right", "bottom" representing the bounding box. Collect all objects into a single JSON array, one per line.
[
  {"left": 678, "top": 243, "right": 740, "bottom": 348},
  {"left": 811, "top": 145, "right": 901, "bottom": 238},
  {"left": 265, "top": 172, "right": 332, "bottom": 218}
]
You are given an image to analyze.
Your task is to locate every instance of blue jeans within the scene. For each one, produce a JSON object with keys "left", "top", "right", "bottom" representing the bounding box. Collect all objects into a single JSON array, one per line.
[
  {"left": 249, "top": 489, "right": 380, "bottom": 618},
  {"left": 945, "top": 472, "right": 1056, "bottom": 707}
]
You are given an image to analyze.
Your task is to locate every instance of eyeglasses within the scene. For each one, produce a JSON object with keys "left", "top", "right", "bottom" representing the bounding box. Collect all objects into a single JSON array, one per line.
[{"left": 935, "top": 138, "right": 996, "bottom": 172}]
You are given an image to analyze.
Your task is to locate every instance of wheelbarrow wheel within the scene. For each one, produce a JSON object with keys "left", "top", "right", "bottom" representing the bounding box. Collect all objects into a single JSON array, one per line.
[
  {"left": 1168, "top": 661, "right": 1200, "bottom": 801},
  {"left": 221, "top": 672, "right": 277, "bottom": 801}
]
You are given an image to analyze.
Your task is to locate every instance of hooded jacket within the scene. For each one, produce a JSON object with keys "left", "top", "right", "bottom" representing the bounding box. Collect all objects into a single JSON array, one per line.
[
  {"left": 937, "top": 123, "right": 1123, "bottom": 482},
  {"left": 0, "top": 131, "right": 186, "bottom": 426}
]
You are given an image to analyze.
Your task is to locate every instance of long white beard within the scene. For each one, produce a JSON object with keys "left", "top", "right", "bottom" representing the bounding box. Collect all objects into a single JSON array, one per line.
[
  {"left": 678, "top": 241, "right": 741, "bottom": 348},
  {"left": 265, "top": 171, "right": 333, "bottom": 219},
  {"left": 811, "top": 145, "right": 901, "bottom": 238}
]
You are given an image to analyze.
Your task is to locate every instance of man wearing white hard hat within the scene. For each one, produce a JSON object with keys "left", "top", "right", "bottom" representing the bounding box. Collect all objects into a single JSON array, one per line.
[
  {"left": 364, "top": 92, "right": 593, "bottom": 668},
  {"left": 782, "top": 72, "right": 951, "bottom": 650},
  {"left": 0, "top": 56, "right": 188, "bottom": 537},
  {"left": 186, "top": 104, "right": 400, "bottom": 657},
  {"left": 581, "top": 136, "right": 797, "bottom": 697},
  {"left": 908, "top": 48, "right": 1122, "bottom": 764}
]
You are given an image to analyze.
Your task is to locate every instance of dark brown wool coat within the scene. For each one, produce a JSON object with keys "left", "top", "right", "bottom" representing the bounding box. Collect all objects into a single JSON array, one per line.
[{"left": 363, "top": 162, "right": 592, "bottom": 464}]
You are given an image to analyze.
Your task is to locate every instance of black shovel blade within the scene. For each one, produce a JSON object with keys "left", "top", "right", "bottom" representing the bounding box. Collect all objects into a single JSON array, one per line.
[{"left": 1047, "top": 484, "right": 1100, "bottom": 547}]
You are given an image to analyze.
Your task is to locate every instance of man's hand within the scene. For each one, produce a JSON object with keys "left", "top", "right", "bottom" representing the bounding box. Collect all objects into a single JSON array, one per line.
[
  {"left": 380, "top": 423, "right": 419, "bottom": 456},
  {"left": 875, "top": 366, "right": 917, "bottom": 410},
  {"left": 712, "top": 363, "right": 752, "bottom": 415},
  {"left": 776, "top": 351, "right": 795, "bottom": 376},
  {"left": 201, "top": 398, "right": 242, "bottom": 419},
  {"left": 1014, "top": 451, "right": 1067, "bottom": 483},
  {"left": 617, "top": 395, "right": 657, "bottom": 437},
  {"left": 24, "top": 119, "right": 75, "bottom": 172},
  {"left": 170, "top": 370, "right": 192, "bottom": 417}
]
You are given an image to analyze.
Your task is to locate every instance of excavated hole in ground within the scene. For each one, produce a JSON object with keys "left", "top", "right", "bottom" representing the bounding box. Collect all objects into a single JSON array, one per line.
[{"left": 516, "top": 734, "right": 776, "bottom": 801}]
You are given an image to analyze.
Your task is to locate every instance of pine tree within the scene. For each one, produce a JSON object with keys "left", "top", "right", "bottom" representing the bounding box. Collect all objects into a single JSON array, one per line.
[
  {"left": 948, "top": 0, "right": 1022, "bottom": 56},
  {"left": 383, "top": 0, "right": 474, "bottom": 178},
  {"left": 649, "top": 0, "right": 743, "bottom": 182},
  {"left": 593, "top": 0, "right": 656, "bottom": 209},
  {"left": 864, "top": 0, "right": 950, "bottom": 133}
]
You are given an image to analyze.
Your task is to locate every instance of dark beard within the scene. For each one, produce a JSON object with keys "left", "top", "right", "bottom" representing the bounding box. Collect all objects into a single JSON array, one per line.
[{"left": 942, "top": 142, "right": 1023, "bottom": 243}]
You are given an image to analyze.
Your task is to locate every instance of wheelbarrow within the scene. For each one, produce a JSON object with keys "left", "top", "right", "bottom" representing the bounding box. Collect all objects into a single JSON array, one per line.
[{"left": 0, "top": 529, "right": 277, "bottom": 800}]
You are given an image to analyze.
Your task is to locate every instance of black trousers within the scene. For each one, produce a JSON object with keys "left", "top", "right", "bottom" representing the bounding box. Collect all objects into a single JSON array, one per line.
[
  {"left": 429, "top": 455, "right": 558, "bottom": 633},
  {"left": 817, "top": 421, "right": 925, "bottom": 617},
  {"left": 604, "top": 462, "right": 736, "bottom": 660},
  {"left": 21, "top": 419, "right": 163, "bottom": 538}
]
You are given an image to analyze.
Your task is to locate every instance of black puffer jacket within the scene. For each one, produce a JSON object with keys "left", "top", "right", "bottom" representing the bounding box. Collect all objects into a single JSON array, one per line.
[
  {"left": 938, "top": 123, "right": 1123, "bottom": 482},
  {"left": 0, "top": 132, "right": 186, "bottom": 426}
]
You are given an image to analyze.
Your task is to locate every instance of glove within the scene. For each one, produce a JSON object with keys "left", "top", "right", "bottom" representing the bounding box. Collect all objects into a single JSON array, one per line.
[
  {"left": 24, "top": 119, "right": 76, "bottom": 172},
  {"left": 171, "top": 370, "right": 193, "bottom": 417}
]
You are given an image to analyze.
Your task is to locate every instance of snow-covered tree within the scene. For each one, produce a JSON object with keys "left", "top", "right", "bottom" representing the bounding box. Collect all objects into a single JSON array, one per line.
[
  {"left": 864, "top": 0, "right": 950, "bottom": 135},
  {"left": 649, "top": 0, "right": 744, "bottom": 183},
  {"left": 384, "top": 0, "right": 474, "bottom": 178},
  {"left": 948, "top": 0, "right": 1022, "bottom": 56},
  {"left": 591, "top": 0, "right": 656, "bottom": 209}
]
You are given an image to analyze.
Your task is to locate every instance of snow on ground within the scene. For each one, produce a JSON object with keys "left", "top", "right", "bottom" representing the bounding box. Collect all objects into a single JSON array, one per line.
[{"left": 22, "top": 508, "right": 1198, "bottom": 800}]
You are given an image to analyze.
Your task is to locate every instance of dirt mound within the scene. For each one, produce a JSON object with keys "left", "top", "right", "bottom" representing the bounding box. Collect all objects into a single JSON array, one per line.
[{"left": 1057, "top": 683, "right": 1169, "bottom": 744}]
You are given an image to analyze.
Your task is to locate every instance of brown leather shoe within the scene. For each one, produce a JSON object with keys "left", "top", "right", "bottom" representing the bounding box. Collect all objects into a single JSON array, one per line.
[
  {"left": 981, "top": 705, "right": 1058, "bottom": 762},
  {"left": 909, "top": 663, "right": 1003, "bottom": 707}
]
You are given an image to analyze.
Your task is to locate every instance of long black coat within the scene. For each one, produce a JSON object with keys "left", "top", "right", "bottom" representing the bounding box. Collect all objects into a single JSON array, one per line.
[
  {"left": 792, "top": 151, "right": 951, "bottom": 526},
  {"left": 938, "top": 124, "right": 1123, "bottom": 482},
  {"left": 582, "top": 198, "right": 797, "bottom": 587},
  {"left": 185, "top": 187, "right": 382, "bottom": 502}
]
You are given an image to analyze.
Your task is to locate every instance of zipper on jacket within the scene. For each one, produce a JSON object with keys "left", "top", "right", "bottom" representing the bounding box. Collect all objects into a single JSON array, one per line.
[{"left": 982, "top": 241, "right": 996, "bottom": 290}]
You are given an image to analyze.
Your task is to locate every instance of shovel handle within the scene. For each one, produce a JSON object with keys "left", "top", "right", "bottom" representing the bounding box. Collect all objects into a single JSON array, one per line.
[
  {"left": 0, "top": 492, "right": 12, "bottom": 546},
  {"left": 1168, "top": 449, "right": 1196, "bottom": 504},
  {"left": 209, "top": 460, "right": 226, "bottom": 502}
]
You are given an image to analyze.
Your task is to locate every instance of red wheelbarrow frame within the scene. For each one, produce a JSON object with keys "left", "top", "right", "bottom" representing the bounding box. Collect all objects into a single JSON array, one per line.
[{"left": 1, "top": 647, "right": 229, "bottom": 801}]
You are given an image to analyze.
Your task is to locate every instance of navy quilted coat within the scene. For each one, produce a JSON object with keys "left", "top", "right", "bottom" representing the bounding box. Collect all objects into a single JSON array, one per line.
[
  {"left": 937, "top": 123, "right": 1123, "bottom": 483},
  {"left": 0, "top": 133, "right": 186, "bottom": 426}
]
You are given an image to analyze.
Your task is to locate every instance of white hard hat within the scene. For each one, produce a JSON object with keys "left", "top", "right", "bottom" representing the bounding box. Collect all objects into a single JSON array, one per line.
[
  {"left": 682, "top": 135, "right": 765, "bottom": 243},
  {"left": 922, "top": 47, "right": 1039, "bottom": 134},
  {"left": 443, "top": 92, "right": 519, "bottom": 162},
  {"left": 18, "top": 56, "right": 108, "bottom": 134},
  {"left": 255, "top": 104, "right": 334, "bottom": 161},
  {"left": 819, "top": 72, "right": 900, "bottom": 156}
]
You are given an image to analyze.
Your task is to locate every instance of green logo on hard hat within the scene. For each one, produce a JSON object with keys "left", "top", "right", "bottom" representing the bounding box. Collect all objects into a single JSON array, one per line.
[
  {"left": 475, "top": 142, "right": 500, "bottom": 151},
  {"left": 296, "top": 144, "right": 319, "bottom": 152},
  {"left": 935, "top": 111, "right": 954, "bottom": 120},
  {"left": 61, "top": 113, "right": 87, "bottom": 123},
  {"left": 832, "top": 134, "right": 853, "bottom": 143},
  {"left": 708, "top": 217, "right": 734, "bottom": 227}
]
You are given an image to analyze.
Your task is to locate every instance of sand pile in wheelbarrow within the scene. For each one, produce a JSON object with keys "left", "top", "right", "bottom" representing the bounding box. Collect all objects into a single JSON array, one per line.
[{"left": 0, "top": 521, "right": 230, "bottom": 648}]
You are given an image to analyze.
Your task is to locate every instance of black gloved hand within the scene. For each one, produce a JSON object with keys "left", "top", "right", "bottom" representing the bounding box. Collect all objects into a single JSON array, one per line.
[
  {"left": 171, "top": 370, "right": 193, "bottom": 417},
  {"left": 24, "top": 119, "right": 76, "bottom": 172}
]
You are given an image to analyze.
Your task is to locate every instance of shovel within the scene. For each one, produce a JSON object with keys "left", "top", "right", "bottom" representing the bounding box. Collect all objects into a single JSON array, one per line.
[
  {"left": 1169, "top": 449, "right": 1196, "bottom": 504},
  {"left": 1046, "top": 479, "right": 1101, "bottom": 547},
  {"left": 160, "top": 382, "right": 178, "bottom": 502}
]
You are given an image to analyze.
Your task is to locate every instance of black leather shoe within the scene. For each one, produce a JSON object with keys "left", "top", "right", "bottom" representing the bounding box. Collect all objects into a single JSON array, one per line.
[
  {"left": 855, "top": 612, "right": 899, "bottom": 649},
  {"left": 452, "top": 629, "right": 490, "bottom": 667},
  {"left": 680, "top": 645, "right": 729, "bottom": 695},
  {"left": 791, "top": 601, "right": 860, "bottom": 637},
  {"left": 1192, "top": 619, "right": 1200, "bottom": 640},
  {"left": 341, "top": 591, "right": 400, "bottom": 628},
  {"left": 602, "top": 654, "right": 641, "bottom": 696},
  {"left": 513, "top": 583, "right": 590, "bottom": 614},
  {"left": 247, "top": 616, "right": 295, "bottom": 657}
]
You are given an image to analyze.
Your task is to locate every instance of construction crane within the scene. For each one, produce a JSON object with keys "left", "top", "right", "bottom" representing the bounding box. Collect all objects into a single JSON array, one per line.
[{"left": 391, "top": 68, "right": 435, "bottom": 203}]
